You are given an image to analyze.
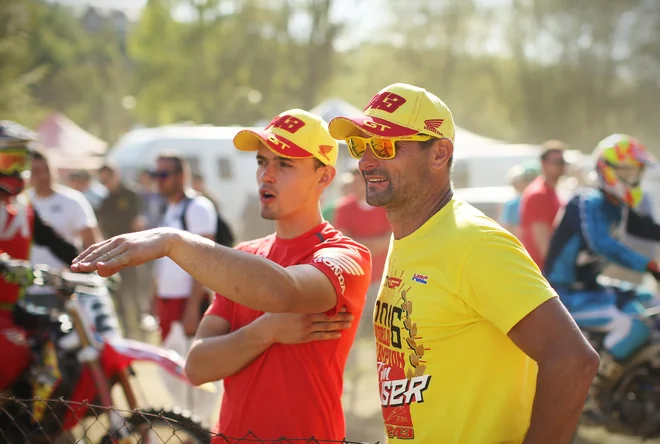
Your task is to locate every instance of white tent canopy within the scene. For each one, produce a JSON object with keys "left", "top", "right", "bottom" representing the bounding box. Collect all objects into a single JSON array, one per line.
[
  {"left": 37, "top": 112, "right": 108, "bottom": 170},
  {"left": 454, "top": 127, "right": 540, "bottom": 158}
]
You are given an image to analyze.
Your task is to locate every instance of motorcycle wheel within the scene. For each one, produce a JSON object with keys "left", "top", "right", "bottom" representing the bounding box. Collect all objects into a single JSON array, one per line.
[{"left": 97, "top": 407, "right": 211, "bottom": 444}]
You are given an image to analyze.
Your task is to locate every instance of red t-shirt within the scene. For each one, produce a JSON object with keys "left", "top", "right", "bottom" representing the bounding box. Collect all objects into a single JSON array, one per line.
[
  {"left": 205, "top": 222, "right": 372, "bottom": 442},
  {"left": 333, "top": 195, "right": 391, "bottom": 283},
  {"left": 519, "top": 177, "right": 562, "bottom": 270}
]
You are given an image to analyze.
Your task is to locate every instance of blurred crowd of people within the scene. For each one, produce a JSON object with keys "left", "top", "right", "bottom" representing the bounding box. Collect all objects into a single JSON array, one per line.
[
  {"left": 22, "top": 135, "right": 658, "bottom": 348},
  {"left": 24, "top": 148, "right": 231, "bottom": 344},
  {"left": 498, "top": 140, "right": 657, "bottom": 285}
]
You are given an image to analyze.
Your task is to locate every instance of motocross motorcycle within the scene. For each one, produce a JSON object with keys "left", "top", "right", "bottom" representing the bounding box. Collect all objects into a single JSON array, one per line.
[
  {"left": 0, "top": 254, "right": 214, "bottom": 444},
  {"left": 579, "top": 286, "right": 660, "bottom": 439}
]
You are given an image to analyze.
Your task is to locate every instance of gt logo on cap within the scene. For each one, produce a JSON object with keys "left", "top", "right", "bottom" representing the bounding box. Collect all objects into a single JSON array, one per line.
[
  {"left": 270, "top": 115, "right": 305, "bottom": 134},
  {"left": 267, "top": 134, "right": 290, "bottom": 150},
  {"left": 363, "top": 120, "right": 391, "bottom": 132}
]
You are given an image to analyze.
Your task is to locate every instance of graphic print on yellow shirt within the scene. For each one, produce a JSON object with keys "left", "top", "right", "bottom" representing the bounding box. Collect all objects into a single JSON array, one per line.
[
  {"left": 374, "top": 199, "right": 558, "bottom": 443},
  {"left": 375, "top": 274, "right": 429, "bottom": 440}
]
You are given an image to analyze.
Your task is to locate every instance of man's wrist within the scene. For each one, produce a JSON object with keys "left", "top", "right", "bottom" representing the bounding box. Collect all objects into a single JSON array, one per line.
[
  {"left": 162, "top": 228, "right": 183, "bottom": 258},
  {"left": 248, "top": 316, "right": 275, "bottom": 348}
]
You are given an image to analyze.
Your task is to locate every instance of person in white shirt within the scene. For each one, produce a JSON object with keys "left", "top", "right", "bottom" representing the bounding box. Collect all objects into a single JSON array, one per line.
[
  {"left": 151, "top": 152, "right": 217, "bottom": 342},
  {"left": 26, "top": 149, "right": 102, "bottom": 306}
]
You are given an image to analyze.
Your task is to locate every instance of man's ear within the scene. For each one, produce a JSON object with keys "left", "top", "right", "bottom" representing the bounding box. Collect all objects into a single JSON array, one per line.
[
  {"left": 318, "top": 165, "right": 336, "bottom": 190},
  {"left": 430, "top": 139, "right": 454, "bottom": 171}
]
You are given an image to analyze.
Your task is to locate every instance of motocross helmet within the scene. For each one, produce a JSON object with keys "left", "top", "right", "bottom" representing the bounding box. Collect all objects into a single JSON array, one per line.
[
  {"left": 0, "top": 121, "right": 38, "bottom": 196},
  {"left": 593, "top": 134, "right": 654, "bottom": 208}
]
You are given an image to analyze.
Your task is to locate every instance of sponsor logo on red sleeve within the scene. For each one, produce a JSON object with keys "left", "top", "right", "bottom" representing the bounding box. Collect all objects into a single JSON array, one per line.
[{"left": 313, "top": 247, "right": 365, "bottom": 294}]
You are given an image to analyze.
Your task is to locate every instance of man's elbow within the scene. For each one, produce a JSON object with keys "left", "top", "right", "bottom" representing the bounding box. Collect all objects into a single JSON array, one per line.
[
  {"left": 575, "top": 341, "right": 600, "bottom": 383},
  {"left": 580, "top": 345, "right": 601, "bottom": 379},
  {"left": 184, "top": 355, "right": 208, "bottom": 386},
  {"left": 549, "top": 342, "right": 600, "bottom": 383}
]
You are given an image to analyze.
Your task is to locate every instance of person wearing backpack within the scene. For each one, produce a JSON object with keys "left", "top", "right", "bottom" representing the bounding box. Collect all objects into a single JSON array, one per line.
[
  {"left": 185, "top": 174, "right": 235, "bottom": 249},
  {"left": 151, "top": 151, "right": 218, "bottom": 341}
]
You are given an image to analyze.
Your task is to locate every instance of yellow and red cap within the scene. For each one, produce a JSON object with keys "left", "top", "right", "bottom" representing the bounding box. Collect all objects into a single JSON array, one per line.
[
  {"left": 328, "top": 83, "right": 456, "bottom": 142},
  {"left": 233, "top": 109, "right": 338, "bottom": 166}
]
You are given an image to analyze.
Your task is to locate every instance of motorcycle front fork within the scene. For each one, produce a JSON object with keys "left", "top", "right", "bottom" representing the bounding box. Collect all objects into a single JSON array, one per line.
[{"left": 66, "top": 295, "right": 146, "bottom": 443}]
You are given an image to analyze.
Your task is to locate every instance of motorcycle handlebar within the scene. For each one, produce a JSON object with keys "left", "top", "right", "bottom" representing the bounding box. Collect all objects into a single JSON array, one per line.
[{"left": 0, "top": 253, "right": 83, "bottom": 295}]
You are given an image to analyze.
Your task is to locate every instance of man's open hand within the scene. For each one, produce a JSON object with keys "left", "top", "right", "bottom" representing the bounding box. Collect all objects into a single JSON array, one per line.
[{"left": 71, "top": 228, "right": 176, "bottom": 277}]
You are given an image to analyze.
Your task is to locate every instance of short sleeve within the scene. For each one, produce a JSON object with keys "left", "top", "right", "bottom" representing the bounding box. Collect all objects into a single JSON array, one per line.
[
  {"left": 520, "top": 192, "right": 551, "bottom": 226},
  {"left": 71, "top": 192, "right": 98, "bottom": 231},
  {"left": 186, "top": 197, "right": 217, "bottom": 236},
  {"left": 460, "top": 231, "right": 557, "bottom": 334},
  {"left": 308, "top": 243, "right": 372, "bottom": 316}
]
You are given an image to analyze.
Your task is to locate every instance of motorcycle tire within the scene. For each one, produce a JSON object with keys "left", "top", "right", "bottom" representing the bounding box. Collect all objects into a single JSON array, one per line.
[{"left": 97, "top": 407, "right": 211, "bottom": 444}]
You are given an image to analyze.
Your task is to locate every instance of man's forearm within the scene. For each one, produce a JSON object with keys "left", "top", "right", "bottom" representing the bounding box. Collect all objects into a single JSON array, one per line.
[
  {"left": 165, "top": 230, "right": 296, "bottom": 312},
  {"left": 185, "top": 321, "right": 270, "bottom": 385},
  {"left": 523, "top": 358, "right": 596, "bottom": 443}
]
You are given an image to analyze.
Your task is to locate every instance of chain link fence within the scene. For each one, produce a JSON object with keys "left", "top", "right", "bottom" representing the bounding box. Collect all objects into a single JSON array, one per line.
[{"left": 0, "top": 396, "right": 380, "bottom": 444}]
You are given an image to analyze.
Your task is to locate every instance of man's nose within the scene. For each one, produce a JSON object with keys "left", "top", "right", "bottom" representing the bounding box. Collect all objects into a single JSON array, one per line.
[
  {"left": 259, "top": 163, "right": 277, "bottom": 183},
  {"left": 359, "top": 144, "right": 380, "bottom": 171}
]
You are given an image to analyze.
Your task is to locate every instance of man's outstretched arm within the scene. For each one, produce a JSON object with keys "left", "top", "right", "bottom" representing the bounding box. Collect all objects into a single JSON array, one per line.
[{"left": 71, "top": 228, "right": 367, "bottom": 314}]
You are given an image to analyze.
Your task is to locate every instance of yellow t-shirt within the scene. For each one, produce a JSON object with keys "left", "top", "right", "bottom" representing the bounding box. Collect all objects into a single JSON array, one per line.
[{"left": 374, "top": 198, "right": 557, "bottom": 443}]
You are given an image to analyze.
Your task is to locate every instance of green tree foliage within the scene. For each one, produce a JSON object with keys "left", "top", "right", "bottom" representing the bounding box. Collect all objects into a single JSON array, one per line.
[
  {"left": 0, "top": 0, "right": 41, "bottom": 125},
  {"left": 1, "top": 0, "right": 659, "bottom": 155}
]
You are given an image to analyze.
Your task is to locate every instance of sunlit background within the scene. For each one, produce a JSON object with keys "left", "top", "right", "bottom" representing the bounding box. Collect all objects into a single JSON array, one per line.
[{"left": 4, "top": 1, "right": 660, "bottom": 442}]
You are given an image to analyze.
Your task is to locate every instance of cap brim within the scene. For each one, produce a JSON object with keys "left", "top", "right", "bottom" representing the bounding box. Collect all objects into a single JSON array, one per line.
[
  {"left": 329, "top": 116, "right": 418, "bottom": 139},
  {"left": 233, "top": 130, "right": 313, "bottom": 159}
]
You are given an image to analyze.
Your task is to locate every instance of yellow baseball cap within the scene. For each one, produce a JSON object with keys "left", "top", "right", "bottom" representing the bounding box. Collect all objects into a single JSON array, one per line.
[
  {"left": 234, "top": 109, "right": 338, "bottom": 166},
  {"left": 328, "top": 83, "right": 455, "bottom": 143}
]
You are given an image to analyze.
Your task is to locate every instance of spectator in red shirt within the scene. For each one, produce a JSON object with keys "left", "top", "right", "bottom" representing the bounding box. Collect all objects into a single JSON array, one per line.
[
  {"left": 71, "top": 109, "right": 372, "bottom": 442},
  {"left": 519, "top": 140, "right": 568, "bottom": 270},
  {"left": 333, "top": 168, "right": 391, "bottom": 335}
]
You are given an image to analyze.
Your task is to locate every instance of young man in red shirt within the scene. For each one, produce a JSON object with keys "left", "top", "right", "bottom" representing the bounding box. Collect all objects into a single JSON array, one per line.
[
  {"left": 71, "top": 109, "right": 372, "bottom": 442},
  {"left": 519, "top": 140, "right": 567, "bottom": 270}
]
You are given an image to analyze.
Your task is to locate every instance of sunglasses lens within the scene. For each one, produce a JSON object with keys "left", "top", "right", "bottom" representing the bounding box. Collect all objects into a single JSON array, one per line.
[
  {"left": 371, "top": 139, "right": 395, "bottom": 159},
  {"left": 346, "top": 138, "right": 367, "bottom": 159}
]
